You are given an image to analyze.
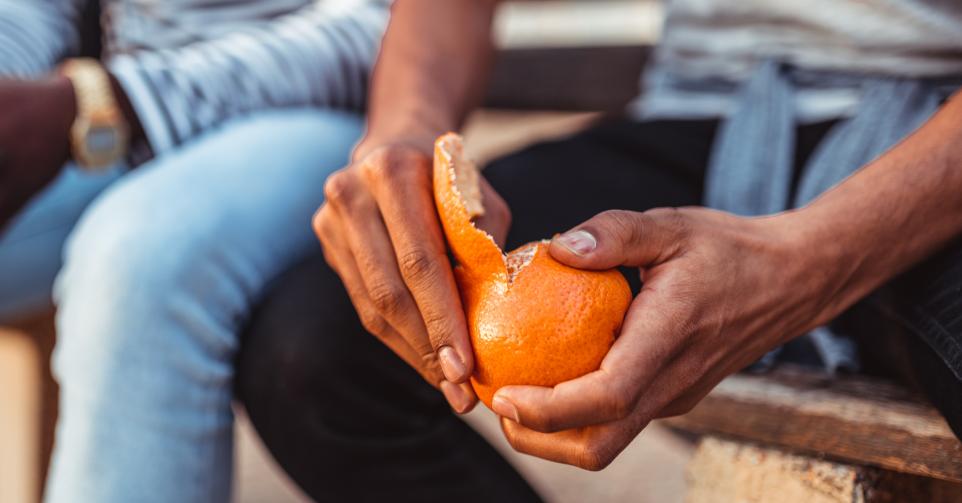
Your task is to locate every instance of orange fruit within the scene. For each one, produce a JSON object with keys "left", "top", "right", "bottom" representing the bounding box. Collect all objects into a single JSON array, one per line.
[{"left": 433, "top": 133, "right": 632, "bottom": 409}]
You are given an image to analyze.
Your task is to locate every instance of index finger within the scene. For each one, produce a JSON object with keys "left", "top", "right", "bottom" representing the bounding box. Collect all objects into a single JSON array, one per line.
[
  {"left": 363, "top": 151, "right": 475, "bottom": 384},
  {"left": 491, "top": 288, "right": 687, "bottom": 433}
]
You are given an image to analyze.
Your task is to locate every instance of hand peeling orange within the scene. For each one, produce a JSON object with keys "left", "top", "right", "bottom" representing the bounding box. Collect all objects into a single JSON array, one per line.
[{"left": 433, "top": 133, "right": 632, "bottom": 409}]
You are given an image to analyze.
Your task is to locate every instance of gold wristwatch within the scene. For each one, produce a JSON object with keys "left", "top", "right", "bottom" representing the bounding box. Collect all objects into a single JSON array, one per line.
[{"left": 60, "top": 58, "right": 130, "bottom": 170}]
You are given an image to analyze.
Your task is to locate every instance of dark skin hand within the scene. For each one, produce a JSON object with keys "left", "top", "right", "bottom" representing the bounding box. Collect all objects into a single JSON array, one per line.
[
  {"left": 0, "top": 71, "right": 144, "bottom": 232},
  {"left": 323, "top": 0, "right": 962, "bottom": 470},
  {"left": 491, "top": 94, "right": 962, "bottom": 470},
  {"left": 313, "top": 0, "right": 500, "bottom": 413}
]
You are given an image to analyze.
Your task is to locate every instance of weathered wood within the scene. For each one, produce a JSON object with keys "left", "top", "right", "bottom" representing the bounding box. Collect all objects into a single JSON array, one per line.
[
  {"left": 664, "top": 365, "right": 962, "bottom": 482},
  {"left": 2, "top": 312, "right": 58, "bottom": 502},
  {"left": 0, "top": 328, "right": 41, "bottom": 503},
  {"left": 485, "top": 45, "right": 650, "bottom": 111},
  {"left": 686, "top": 436, "right": 962, "bottom": 503}
]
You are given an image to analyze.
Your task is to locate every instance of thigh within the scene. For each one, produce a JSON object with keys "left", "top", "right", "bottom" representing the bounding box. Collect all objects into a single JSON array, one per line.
[
  {"left": 53, "top": 108, "right": 364, "bottom": 398},
  {"left": 45, "top": 110, "right": 364, "bottom": 503},
  {"left": 890, "top": 238, "right": 962, "bottom": 436},
  {"left": 842, "top": 238, "right": 962, "bottom": 439},
  {"left": 0, "top": 165, "right": 121, "bottom": 322},
  {"left": 58, "top": 108, "right": 364, "bottom": 317},
  {"left": 236, "top": 256, "right": 542, "bottom": 503},
  {"left": 484, "top": 118, "right": 717, "bottom": 251}
]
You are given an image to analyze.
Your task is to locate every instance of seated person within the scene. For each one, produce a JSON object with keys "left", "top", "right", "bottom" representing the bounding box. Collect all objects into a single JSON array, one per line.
[
  {"left": 238, "top": 0, "right": 962, "bottom": 501},
  {"left": 0, "top": 0, "right": 389, "bottom": 501}
]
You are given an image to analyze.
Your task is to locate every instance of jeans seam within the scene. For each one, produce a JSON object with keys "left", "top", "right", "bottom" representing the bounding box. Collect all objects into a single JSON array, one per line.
[{"left": 887, "top": 302, "right": 962, "bottom": 382}]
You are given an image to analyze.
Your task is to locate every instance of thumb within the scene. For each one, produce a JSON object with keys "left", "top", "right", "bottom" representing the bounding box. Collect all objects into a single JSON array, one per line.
[{"left": 549, "top": 209, "right": 685, "bottom": 270}]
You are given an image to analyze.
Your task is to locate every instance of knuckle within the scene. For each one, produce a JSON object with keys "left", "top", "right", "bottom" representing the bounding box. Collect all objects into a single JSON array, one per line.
[
  {"left": 601, "top": 209, "right": 645, "bottom": 244},
  {"left": 650, "top": 207, "right": 692, "bottom": 239},
  {"left": 398, "top": 247, "right": 439, "bottom": 284},
  {"left": 368, "top": 281, "right": 406, "bottom": 316},
  {"left": 361, "top": 150, "right": 393, "bottom": 180},
  {"left": 361, "top": 147, "right": 418, "bottom": 183},
  {"left": 419, "top": 350, "right": 440, "bottom": 371},
  {"left": 358, "top": 310, "right": 389, "bottom": 336},
  {"left": 323, "top": 170, "right": 353, "bottom": 206},
  {"left": 311, "top": 211, "right": 327, "bottom": 240},
  {"left": 606, "top": 386, "right": 637, "bottom": 420},
  {"left": 312, "top": 208, "right": 334, "bottom": 241},
  {"left": 577, "top": 445, "right": 612, "bottom": 472},
  {"left": 421, "top": 310, "right": 456, "bottom": 347}
]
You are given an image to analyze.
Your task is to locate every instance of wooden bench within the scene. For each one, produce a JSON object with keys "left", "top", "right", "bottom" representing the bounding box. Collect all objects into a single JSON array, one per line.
[
  {"left": 665, "top": 365, "right": 962, "bottom": 501},
  {"left": 0, "top": 314, "right": 57, "bottom": 503}
]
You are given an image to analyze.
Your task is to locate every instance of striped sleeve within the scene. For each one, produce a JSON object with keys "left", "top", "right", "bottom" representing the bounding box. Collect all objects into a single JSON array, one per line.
[
  {"left": 0, "top": 0, "right": 84, "bottom": 77},
  {"left": 108, "top": 0, "right": 391, "bottom": 157}
]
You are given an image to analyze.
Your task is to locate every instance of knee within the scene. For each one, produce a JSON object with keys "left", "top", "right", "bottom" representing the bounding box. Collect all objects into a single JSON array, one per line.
[{"left": 52, "top": 185, "right": 234, "bottom": 385}]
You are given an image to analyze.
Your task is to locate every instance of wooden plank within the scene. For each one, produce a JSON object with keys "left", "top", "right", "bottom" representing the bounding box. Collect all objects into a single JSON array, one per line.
[
  {"left": 0, "top": 328, "right": 41, "bottom": 503},
  {"left": 485, "top": 45, "right": 650, "bottom": 111},
  {"left": 2, "top": 313, "right": 57, "bottom": 502},
  {"left": 686, "top": 436, "right": 962, "bottom": 503},
  {"left": 663, "top": 365, "right": 962, "bottom": 482}
]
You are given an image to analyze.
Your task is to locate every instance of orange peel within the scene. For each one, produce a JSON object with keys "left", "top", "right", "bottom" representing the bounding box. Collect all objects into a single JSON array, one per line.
[{"left": 433, "top": 133, "right": 632, "bottom": 409}]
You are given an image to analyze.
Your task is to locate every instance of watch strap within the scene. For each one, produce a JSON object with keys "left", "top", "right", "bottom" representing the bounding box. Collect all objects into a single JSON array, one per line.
[{"left": 61, "top": 58, "right": 130, "bottom": 170}]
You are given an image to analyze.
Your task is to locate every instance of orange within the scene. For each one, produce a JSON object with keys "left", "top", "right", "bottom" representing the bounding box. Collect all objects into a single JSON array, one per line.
[{"left": 433, "top": 133, "right": 632, "bottom": 409}]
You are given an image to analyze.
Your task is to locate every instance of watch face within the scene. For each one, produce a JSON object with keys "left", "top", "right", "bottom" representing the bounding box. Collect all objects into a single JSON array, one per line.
[{"left": 86, "top": 127, "right": 119, "bottom": 153}]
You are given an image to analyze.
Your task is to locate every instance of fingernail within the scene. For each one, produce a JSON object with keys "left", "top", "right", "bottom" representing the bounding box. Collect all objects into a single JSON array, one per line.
[
  {"left": 440, "top": 380, "right": 472, "bottom": 414},
  {"left": 438, "top": 346, "right": 468, "bottom": 382},
  {"left": 492, "top": 393, "right": 520, "bottom": 423},
  {"left": 556, "top": 230, "right": 596, "bottom": 255}
]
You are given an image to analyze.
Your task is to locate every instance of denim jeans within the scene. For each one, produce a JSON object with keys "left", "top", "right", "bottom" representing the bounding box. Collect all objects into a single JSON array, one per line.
[{"left": 0, "top": 109, "right": 362, "bottom": 502}]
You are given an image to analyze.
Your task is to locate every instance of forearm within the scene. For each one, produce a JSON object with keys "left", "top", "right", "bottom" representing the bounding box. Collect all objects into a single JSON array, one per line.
[
  {"left": 790, "top": 92, "right": 962, "bottom": 322},
  {"left": 356, "top": 0, "right": 499, "bottom": 159}
]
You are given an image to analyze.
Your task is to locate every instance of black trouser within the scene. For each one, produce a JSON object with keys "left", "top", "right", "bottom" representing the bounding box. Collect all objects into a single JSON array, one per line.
[{"left": 235, "top": 119, "right": 962, "bottom": 502}]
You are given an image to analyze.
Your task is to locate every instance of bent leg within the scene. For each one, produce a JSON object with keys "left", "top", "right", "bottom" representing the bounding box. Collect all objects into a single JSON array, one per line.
[
  {"left": 852, "top": 238, "right": 962, "bottom": 438},
  {"left": 45, "top": 110, "right": 363, "bottom": 503}
]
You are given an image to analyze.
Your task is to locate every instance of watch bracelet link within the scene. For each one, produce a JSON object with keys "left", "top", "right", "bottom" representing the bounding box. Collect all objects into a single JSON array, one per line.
[{"left": 60, "top": 58, "right": 130, "bottom": 170}]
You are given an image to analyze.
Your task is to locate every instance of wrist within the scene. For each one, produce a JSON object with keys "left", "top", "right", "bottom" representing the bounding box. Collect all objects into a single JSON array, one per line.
[
  {"left": 764, "top": 207, "right": 870, "bottom": 327},
  {"left": 39, "top": 75, "right": 78, "bottom": 141},
  {"left": 354, "top": 129, "right": 439, "bottom": 162}
]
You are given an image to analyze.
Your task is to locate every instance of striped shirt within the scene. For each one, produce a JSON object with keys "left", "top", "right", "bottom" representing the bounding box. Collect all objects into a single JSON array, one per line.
[
  {"left": 633, "top": 0, "right": 962, "bottom": 122},
  {"left": 0, "top": 0, "right": 390, "bottom": 158}
]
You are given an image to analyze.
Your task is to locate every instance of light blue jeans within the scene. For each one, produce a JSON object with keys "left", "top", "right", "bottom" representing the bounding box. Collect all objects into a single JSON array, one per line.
[{"left": 0, "top": 109, "right": 362, "bottom": 502}]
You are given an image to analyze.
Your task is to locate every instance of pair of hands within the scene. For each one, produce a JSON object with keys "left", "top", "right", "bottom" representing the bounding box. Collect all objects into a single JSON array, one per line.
[
  {"left": 315, "top": 143, "right": 835, "bottom": 470},
  {"left": 0, "top": 77, "right": 77, "bottom": 231}
]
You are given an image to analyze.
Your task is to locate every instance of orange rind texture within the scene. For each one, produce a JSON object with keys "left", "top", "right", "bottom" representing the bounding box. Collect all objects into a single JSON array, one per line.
[{"left": 433, "top": 133, "right": 632, "bottom": 409}]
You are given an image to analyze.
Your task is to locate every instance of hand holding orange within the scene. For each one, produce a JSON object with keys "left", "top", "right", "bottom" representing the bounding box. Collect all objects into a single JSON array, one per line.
[{"left": 433, "top": 133, "right": 632, "bottom": 409}]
